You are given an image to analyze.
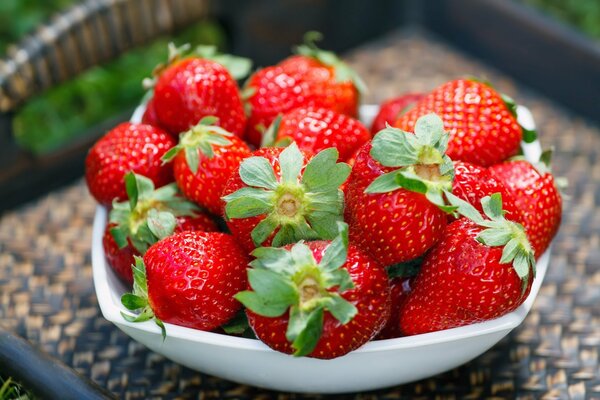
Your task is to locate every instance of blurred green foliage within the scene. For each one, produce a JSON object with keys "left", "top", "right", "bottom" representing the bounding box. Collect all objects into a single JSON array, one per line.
[
  {"left": 0, "top": 376, "right": 33, "bottom": 400},
  {"left": 1, "top": 0, "right": 224, "bottom": 154},
  {"left": 521, "top": 0, "right": 600, "bottom": 39}
]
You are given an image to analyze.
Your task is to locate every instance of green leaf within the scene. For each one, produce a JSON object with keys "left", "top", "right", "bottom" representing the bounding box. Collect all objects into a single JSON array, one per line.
[
  {"left": 323, "top": 268, "right": 354, "bottom": 292},
  {"left": 271, "top": 224, "right": 296, "bottom": 247},
  {"left": 323, "top": 294, "right": 357, "bottom": 324},
  {"left": 414, "top": 113, "right": 444, "bottom": 146},
  {"left": 500, "top": 93, "right": 518, "bottom": 117},
  {"left": 235, "top": 291, "right": 292, "bottom": 318},
  {"left": 120, "top": 307, "right": 154, "bottom": 323},
  {"left": 210, "top": 54, "right": 252, "bottom": 80},
  {"left": 370, "top": 127, "right": 419, "bottom": 167},
  {"left": 279, "top": 142, "right": 304, "bottom": 184},
  {"left": 444, "top": 191, "right": 485, "bottom": 224},
  {"left": 365, "top": 170, "right": 403, "bottom": 194},
  {"left": 198, "top": 115, "right": 218, "bottom": 126},
  {"left": 248, "top": 269, "right": 298, "bottom": 302},
  {"left": 125, "top": 172, "right": 139, "bottom": 209},
  {"left": 155, "top": 317, "right": 167, "bottom": 341},
  {"left": 396, "top": 171, "right": 428, "bottom": 194},
  {"left": 319, "top": 222, "right": 349, "bottom": 272},
  {"left": 513, "top": 250, "right": 531, "bottom": 280},
  {"left": 239, "top": 156, "right": 278, "bottom": 189},
  {"left": 250, "top": 246, "right": 295, "bottom": 274},
  {"left": 225, "top": 191, "right": 274, "bottom": 219},
  {"left": 500, "top": 238, "right": 520, "bottom": 264},
  {"left": 302, "top": 148, "right": 350, "bottom": 192},
  {"left": 290, "top": 242, "right": 317, "bottom": 267},
  {"left": 250, "top": 215, "right": 279, "bottom": 246},
  {"left": 260, "top": 114, "right": 282, "bottom": 148},
  {"left": 306, "top": 212, "right": 342, "bottom": 240},
  {"left": 161, "top": 145, "right": 181, "bottom": 163},
  {"left": 146, "top": 209, "right": 177, "bottom": 240},
  {"left": 476, "top": 227, "right": 512, "bottom": 247},
  {"left": 307, "top": 190, "right": 344, "bottom": 214},
  {"left": 110, "top": 225, "right": 129, "bottom": 249},
  {"left": 287, "top": 306, "right": 324, "bottom": 357},
  {"left": 121, "top": 293, "right": 147, "bottom": 310},
  {"left": 185, "top": 147, "right": 200, "bottom": 174},
  {"left": 540, "top": 148, "right": 553, "bottom": 168},
  {"left": 132, "top": 257, "right": 148, "bottom": 298},
  {"left": 221, "top": 310, "right": 250, "bottom": 335},
  {"left": 481, "top": 194, "right": 504, "bottom": 220},
  {"left": 522, "top": 127, "right": 537, "bottom": 143}
]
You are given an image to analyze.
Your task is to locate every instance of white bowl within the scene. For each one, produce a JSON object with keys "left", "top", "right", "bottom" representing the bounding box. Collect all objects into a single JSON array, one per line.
[{"left": 92, "top": 104, "right": 548, "bottom": 393}]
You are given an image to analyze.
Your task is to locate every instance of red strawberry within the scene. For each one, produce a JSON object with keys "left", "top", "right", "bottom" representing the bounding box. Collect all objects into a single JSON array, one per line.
[
  {"left": 263, "top": 107, "right": 371, "bottom": 162},
  {"left": 237, "top": 223, "right": 390, "bottom": 359},
  {"left": 141, "top": 97, "right": 168, "bottom": 132},
  {"left": 399, "top": 193, "right": 536, "bottom": 335},
  {"left": 162, "top": 117, "right": 251, "bottom": 215},
  {"left": 85, "top": 122, "right": 175, "bottom": 205},
  {"left": 104, "top": 173, "right": 218, "bottom": 284},
  {"left": 222, "top": 143, "right": 350, "bottom": 252},
  {"left": 452, "top": 160, "right": 524, "bottom": 224},
  {"left": 150, "top": 44, "right": 250, "bottom": 136},
  {"left": 244, "top": 32, "right": 364, "bottom": 147},
  {"left": 121, "top": 230, "right": 250, "bottom": 335},
  {"left": 345, "top": 114, "right": 455, "bottom": 266},
  {"left": 371, "top": 93, "right": 424, "bottom": 134},
  {"left": 489, "top": 155, "right": 562, "bottom": 258},
  {"left": 394, "top": 79, "right": 528, "bottom": 167}
]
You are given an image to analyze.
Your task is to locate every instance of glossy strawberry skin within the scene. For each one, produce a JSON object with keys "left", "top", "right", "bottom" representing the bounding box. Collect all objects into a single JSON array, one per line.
[
  {"left": 245, "top": 55, "right": 359, "bottom": 147},
  {"left": 394, "top": 79, "right": 522, "bottom": 167},
  {"left": 246, "top": 240, "right": 391, "bottom": 359},
  {"left": 399, "top": 218, "right": 533, "bottom": 336},
  {"left": 141, "top": 97, "right": 171, "bottom": 135},
  {"left": 85, "top": 123, "right": 175, "bottom": 205},
  {"left": 344, "top": 143, "right": 447, "bottom": 267},
  {"left": 489, "top": 160, "right": 562, "bottom": 258},
  {"left": 275, "top": 107, "right": 370, "bottom": 162},
  {"left": 153, "top": 58, "right": 246, "bottom": 137},
  {"left": 371, "top": 93, "right": 424, "bottom": 135},
  {"left": 103, "top": 215, "right": 220, "bottom": 284},
  {"left": 222, "top": 147, "right": 302, "bottom": 252},
  {"left": 144, "top": 231, "right": 249, "bottom": 331},
  {"left": 173, "top": 136, "right": 250, "bottom": 215},
  {"left": 452, "top": 161, "right": 524, "bottom": 225},
  {"left": 376, "top": 277, "right": 412, "bottom": 340}
]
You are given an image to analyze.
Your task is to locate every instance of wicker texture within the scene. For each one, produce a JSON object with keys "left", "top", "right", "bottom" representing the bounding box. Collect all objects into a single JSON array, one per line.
[{"left": 1, "top": 31, "right": 599, "bottom": 399}]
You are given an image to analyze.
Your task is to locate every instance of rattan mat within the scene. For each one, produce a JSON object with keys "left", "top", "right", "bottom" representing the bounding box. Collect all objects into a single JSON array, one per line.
[{"left": 1, "top": 30, "right": 599, "bottom": 399}]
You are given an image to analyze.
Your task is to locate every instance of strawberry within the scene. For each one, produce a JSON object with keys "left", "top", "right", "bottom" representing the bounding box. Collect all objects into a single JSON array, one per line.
[
  {"left": 394, "top": 79, "right": 533, "bottom": 167},
  {"left": 141, "top": 97, "right": 168, "bottom": 133},
  {"left": 376, "top": 276, "right": 413, "bottom": 340},
  {"left": 85, "top": 122, "right": 176, "bottom": 205},
  {"left": 371, "top": 93, "right": 424, "bottom": 134},
  {"left": 222, "top": 143, "right": 350, "bottom": 252},
  {"left": 452, "top": 160, "right": 524, "bottom": 224},
  {"left": 244, "top": 32, "right": 365, "bottom": 147},
  {"left": 262, "top": 106, "right": 371, "bottom": 162},
  {"left": 104, "top": 173, "right": 218, "bottom": 284},
  {"left": 237, "top": 223, "right": 390, "bottom": 359},
  {"left": 399, "top": 193, "right": 536, "bottom": 335},
  {"left": 488, "top": 153, "right": 562, "bottom": 258},
  {"left": 121, "top": 230, "right": 250, "bottom": 335},
  {"left": 162, "top": 117, "right": 251, "bottom": 215},
  {"left": 150, "top": 44, "right": 250, "bottom": 136},
  {"left": 345, "top": 114, "right": 455, "bottom": 267}
]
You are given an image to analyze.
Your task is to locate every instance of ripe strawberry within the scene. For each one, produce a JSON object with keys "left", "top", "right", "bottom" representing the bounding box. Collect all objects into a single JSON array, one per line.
[
  {"left": 399, "top": 193, "right": 536, "bottom": 335},
  {"left": 244, "top": 32, "right": 365, "bottom": 147},
  {"left": 85, "top": 122, "right": 175, "bottom": 205},
  {"left": 452, "top": 160, "right": 524, "bottom": 224},
  {"left": 222, "top": 143, "right": 350, "bottom": 252},
  {"left": 345, "top": 114, "right": 455, "bottom": 267},
  {"left": 121, "top": 230, "right": 250, "bottom": 335},
  {"left": 150, "top": 44, "right": 250, "bottom": 136},
  {"left": 104, "top": 173, "right": 218, "bottom": 284},
  {"left": 371, "top": 93, "right": 424, "bottom": 134},
  {"left": 237, "top": 223, "right": 390, "bottom": 359},
  {"left": 141, "top": 97, "right": 168, "bottom": 132},
  {"left": 162, "top": 117, "right": 251, "bottom": 215},
  {"left": 262, "top": 106, "right": 371, "bottom": 162},
  {"left": 489, "top": 154, "right": 562, "bottom": 258},
  {"left": 394, "top": 79, "right": 531, "bottom": 167}
]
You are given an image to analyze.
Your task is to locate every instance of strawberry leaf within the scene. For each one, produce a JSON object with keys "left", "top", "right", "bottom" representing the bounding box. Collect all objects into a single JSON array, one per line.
[
  {"left": 239, "top": 157, "right": 278, "bottom": 190},
  {"left": 121, "top": 293, "right": 147, "bottom": 310},
  {"left": 302, "top": 148, "right": 350, "bottom": 192},
  {"left": 110, "top": 225, "right": 129, "bottom": 249},
  {"left": 250, "top": 246, "right": 294, "bottom": 274},
  {"left": 287, "top": 306, "right": 324, "bottom": 357},
  {"left": 322, "top": 294, "right": 357, "bottom": 324},
  {"left": 319, "top": 222, "right": 349, "bottom": 272},
  {"left": 221, "top": 310, "right": 251, "bottom": 335},
  {"left": 522, "top": 127, "right": 537, "bottom": 143},
  {"left": 146, "top": 209, "right": 177, "bottom": 240},
  {"left": 235, "top": 291, "right": 292, "bottom": 318},
  {"left": 279, "top": 142, "right": 304, "bottom": 184},
  {"left": 365, "top": 171, "right": 403, "bottom": 194},
  {"left": 414, "top": 113, "right": 445, "bottom": 146},
  {"left": 370, "top": 127, "right": 419, "bottom": 167},
  {"left": 225, "top": 190, "right": 274, "bottom": 219},
  {"left": 260, "top": 114, "right": 282, "bottom": 148},
  {"left": 250, "top": 215, "right": 279, "bottom": 246}
]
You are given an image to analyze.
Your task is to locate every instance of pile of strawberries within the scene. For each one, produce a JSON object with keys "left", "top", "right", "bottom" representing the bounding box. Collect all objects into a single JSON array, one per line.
[{"left": 85, "top": 34, "right": 563, "bottom": 360}]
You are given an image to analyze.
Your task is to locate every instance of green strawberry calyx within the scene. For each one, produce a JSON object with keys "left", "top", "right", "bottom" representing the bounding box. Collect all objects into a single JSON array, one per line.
[
  {"left": 144, "top": 43, "right": 252, "bottom": 88},
  {"left": 109, "top": 172, "right": 200, "bottom": 254},
  {"left": 121, "top": 256, "right": 166, "bottom": 339},
  {"left": 223, "top": 142, "right": 350, "bottom": 248},
  {"left": 365, "top": 113, "right": 456, "bottom": 213},
  {"left": 295, "top": 31, "right": 368, "bottom": 95},
  {"left": 162, "top": 116, "right": 234, "bottom": 174},
  {"left": 235, "top": 222, "right": 357, "bottom": 357},
  {"left": 445, "top": 191, "right": 536, "bottom": 296}
]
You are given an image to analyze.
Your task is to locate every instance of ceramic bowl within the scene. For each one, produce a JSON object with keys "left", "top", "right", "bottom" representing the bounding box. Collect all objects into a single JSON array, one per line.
[{"left": 92, "top": 104, "right": 548, "bottom": 393}]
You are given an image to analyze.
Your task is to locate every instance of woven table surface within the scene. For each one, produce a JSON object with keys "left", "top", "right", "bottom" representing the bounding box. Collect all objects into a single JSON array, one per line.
[{"left": 1, "top": 30, "right": 599, "bottom": 399}]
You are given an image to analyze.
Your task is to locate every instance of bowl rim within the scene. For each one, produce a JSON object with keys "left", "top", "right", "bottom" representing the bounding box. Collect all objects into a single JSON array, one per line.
[{"left": 92, "top": 103, "right": 549, "bottom": 357}]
